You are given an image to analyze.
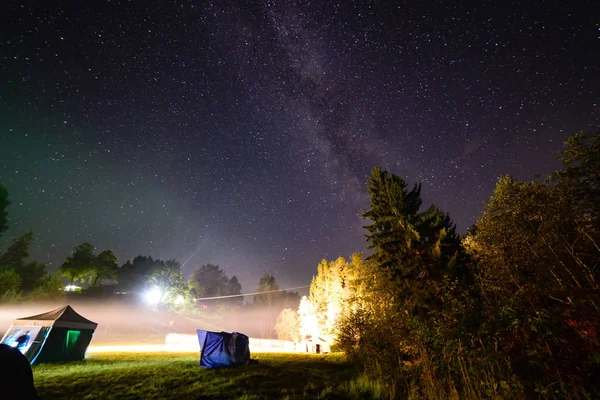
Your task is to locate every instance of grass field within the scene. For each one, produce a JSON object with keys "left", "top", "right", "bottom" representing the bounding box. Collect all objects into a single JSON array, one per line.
[{"left": 32, "top": 352, "right": 380, "bottom": 400}]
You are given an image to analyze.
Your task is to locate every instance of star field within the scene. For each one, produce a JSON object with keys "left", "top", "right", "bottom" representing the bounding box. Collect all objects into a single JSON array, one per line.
[{"left": 1, "top": 1, "right": 598, "bottom": 291}]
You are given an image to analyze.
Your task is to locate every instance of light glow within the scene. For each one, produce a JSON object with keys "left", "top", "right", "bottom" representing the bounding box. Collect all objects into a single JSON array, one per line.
[
  {"left": 298, "top": 296, "right": 320, "bottom": 339},
  {"left": 86, "top": 335, "right": 301, "bottom": 354},
  {"left": 143, "top": 286, "right": 163, "bottom": 305}
]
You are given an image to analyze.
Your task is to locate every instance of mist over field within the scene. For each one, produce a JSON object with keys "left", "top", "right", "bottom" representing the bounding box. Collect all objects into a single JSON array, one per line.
[{"left": 0, "top": 301, "right": 284, "bottom": 344}]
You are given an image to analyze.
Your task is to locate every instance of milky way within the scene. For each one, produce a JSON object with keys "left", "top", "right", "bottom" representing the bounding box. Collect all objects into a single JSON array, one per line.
[{"left": 1, "top": 1, "right": 598, "bottom": 291}]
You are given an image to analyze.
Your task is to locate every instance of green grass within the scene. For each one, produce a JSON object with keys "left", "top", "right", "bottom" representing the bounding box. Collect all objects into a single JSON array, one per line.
[{"left": 33, "top": 352, "right": 375, "bottom": 400}]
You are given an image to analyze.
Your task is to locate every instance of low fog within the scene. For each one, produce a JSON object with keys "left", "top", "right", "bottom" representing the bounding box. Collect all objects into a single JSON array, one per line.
[{"left": 0, "top": 300, "right": 287, "bottom": 345}]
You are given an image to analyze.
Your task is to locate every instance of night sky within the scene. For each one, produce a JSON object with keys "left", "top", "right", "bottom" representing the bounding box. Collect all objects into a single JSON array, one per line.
[{"left": 1, "top": 1, "right": 598, "bottom": 292}]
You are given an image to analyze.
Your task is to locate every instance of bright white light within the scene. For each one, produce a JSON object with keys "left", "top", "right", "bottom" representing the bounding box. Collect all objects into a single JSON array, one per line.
[
  {"left": 143, "top": 286, "right": 163, "bottom": 305},
  {"left": 64, "top": 285, "right": 81, "bottom": 292},
  {"left": 298, "top": 296, "right": 320, "bottom": 338},
  {"left": 174, "top": 295, "right": 185, "bottom": 305}
]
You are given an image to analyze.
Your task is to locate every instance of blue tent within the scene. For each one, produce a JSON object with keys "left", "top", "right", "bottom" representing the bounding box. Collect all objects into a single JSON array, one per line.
[{"left": 196, "top": 330, "right": 250, "bottom": 369}]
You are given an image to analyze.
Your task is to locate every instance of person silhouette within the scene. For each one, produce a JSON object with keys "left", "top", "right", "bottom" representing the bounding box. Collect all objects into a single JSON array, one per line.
[
  {"left": 0, "top": 344, "right": 39, "bottom": 399},
  {"left": 5, "top": 329, "right": 22, "bottom": 347},
  {"left": 15, "top": 331, "right": 31, "bottom": 352}
]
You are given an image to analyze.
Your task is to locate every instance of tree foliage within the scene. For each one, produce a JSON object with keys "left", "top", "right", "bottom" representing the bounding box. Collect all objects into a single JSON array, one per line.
[
  {"left": 333, "top": 136, "right": 600, "bottom": 397},
  {"left": 308, "top": 258, "right": 350, "bottom": 336},
  {"left": 0, "top": 194, "right": 63, "bottom": 299},
  {"left": 118, "top": 255, "right": 185, "bottom": 303},
  {"left": 148, "top": 259, "right": 185, "bottom": 303},
  {"left": 59, "top": 242, "right": 97, "bottom": 285},
  {"left": 551, "top": 130, "right": 600, "bottom": 217},
  {"left": 188, "top": 264, "right": 229, "bottom": 298},
  {"left": 274, "top": 308, "right": 301, "bottom": 342},
  {"left": 187, "top": 264, "right": 242, "bottom": 308},
  {"left": 467, "top": 133, "right": 600, "bottom": 389},
  {"left": 0, "top": 267, "right": 21, "bottom": 301},
  {"left": 254, "top": 274, "right": 280, "bottom": 308},
  {"left": 118, "top": 255, "right": 157, "bottom": 292},
  {"left": 332, "top": 169, "right": 479, "bottom": 396},
  {"left": 310, "top": 253, "right": 409, "bottom": 374},
  {"left": 362, "top": 166, "right": 470, "bottom": 318},
  {"left": 91, "top": 250, "right": 119, "bottom": 287},
  {"left": 18, "top": 261, "right": 48, "bottom": 293},
  {"left": 279, "top": 290, "right": 301, "bottom": 310},
  {"left": 0, "top": 232, "right": 48, "bottom": 292},
  {"left": 298, "top": 295, "right": 319, "bottom": 339},
  {"left": 225, "top": 276, "right": 243, "bottom": 306},
  {"left": 296, "top": 253, "right": 391, "bottom": 351},
  {"left": 26, "top": 273, "right": 65, "bottom": 301},
  {"left": 0, "top": 231, "right": 34, "bottom": 271}
]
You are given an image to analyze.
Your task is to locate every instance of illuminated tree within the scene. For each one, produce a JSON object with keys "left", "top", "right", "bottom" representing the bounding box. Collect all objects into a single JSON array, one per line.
[
  {"left": 90, "top": 250, "right": 119, "bottom": 287},
  {"left": 59, "top": 242, "right": 96, "bottom": 286},
  {"left": 298, "top": 296, "right": 319, "bottom": 339},
  {"left": 309, "top": 258, "right": 348, "bottom": 336},
  {"left": 149, "top": 259, "right": 185, "bottom": 303},
  {"left": 59, "top": 243, "right": 120, "bottom": 288},
  {"left": 335, "top": 254, "right": 397, "bottom": 356},
  {"left": 342, "top": 253, "right": 380, "bottom": 311},
  {"left": 117, "top": 256, "right": 186, "bottom": 304},
  {"left": 118, "top": 255, "right": 157, "bottom": 292},
  {"left": 274, "top": 308, "right": 301, "bottom": 342},
  {"left": 332, "top": 169, "right": 475, "bottom": 385}
]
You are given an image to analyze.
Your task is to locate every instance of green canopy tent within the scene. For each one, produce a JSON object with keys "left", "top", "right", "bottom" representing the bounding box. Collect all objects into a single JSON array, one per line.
[{"left": 1, "top": 305, "right": 98, "bottom": 364}]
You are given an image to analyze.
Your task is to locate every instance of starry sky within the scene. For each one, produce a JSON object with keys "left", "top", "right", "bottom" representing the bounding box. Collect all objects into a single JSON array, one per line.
[{"left": 0, "top": 1, "right": 598, "bottom": 292}]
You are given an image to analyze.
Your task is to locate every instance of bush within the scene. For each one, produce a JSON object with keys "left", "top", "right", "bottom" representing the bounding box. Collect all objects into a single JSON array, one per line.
[{"left": 0, "top": 268, "right": 22, "bottom": 302}]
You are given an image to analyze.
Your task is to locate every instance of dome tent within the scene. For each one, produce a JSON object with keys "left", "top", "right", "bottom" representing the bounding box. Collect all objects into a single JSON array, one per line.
[
  {"left": 197, "top": 330, "right": 250, "bottom": 369},
  {"left": 1, "top": 305, "right": 97, "bottom": 364}
]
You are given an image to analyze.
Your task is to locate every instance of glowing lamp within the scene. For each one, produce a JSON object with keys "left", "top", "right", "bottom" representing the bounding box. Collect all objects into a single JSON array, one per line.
[{"left": 143, "top": 286, "right": 163, "bottom": 305}]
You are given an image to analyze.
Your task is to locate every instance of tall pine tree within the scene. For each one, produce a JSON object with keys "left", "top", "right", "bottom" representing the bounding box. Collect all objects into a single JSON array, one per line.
[{"left": 362, "top": 166, "right": 468, "bottom": 317}]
